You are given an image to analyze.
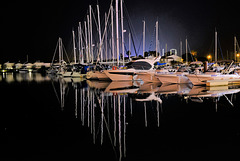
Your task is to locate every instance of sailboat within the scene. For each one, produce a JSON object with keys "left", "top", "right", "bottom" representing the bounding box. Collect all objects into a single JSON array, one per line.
[
  {"left": 186, "top": 70, "right": 240, "bottom": 86},
  {"left": 155, "top": 70, "right": 190, "bottom": 84},
  {"left": 47, "top": 37, "right": 68, "bottom": 75},
  {"left": 62, "top": 30, "right": 87, "bottom": 78},
  {"left": 187, "top": 30, "right": 240, "bottom": 86}
]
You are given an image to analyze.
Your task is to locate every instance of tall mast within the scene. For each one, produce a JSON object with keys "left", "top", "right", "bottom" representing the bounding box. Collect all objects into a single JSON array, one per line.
[
  {"left": 116, "top": 0, "right": 120, "bottom": 66},
  {"left": 84, "top": 21, "right": 89, "bottom": 63},
  {"left": 78, "top": 26, "right": 81, "bottom": 63},
  {"left": 105, "top": 12, "right": 108, "bottom": 62},
  {"left": 89, "top": 5, "right": 93, "bottom": 63},
  {"left": 129, "top": 32, "right": 131, "bottom": 60},
  {"left": 79, "top": 22, "right": 84, "bottom": 64},
  {"left": 215, "top": 29, "right": 217, "bottom": 62},
  {"left": 58, "top": 37, "right": 62, "bottom": 63},
  {"left": 180, "top": 39, "right": 182, "bottom": 57},
  {"left": 186, "top": 37, "right": 188, "bottom": 65},
  {"left": 165, "top": 44, "right": 167, "bottom": 55},
  {"left": 72, "top": 30, "right": 76, "bottom": 64},
  {"left": 234, "top": 36, "right": 237, "bottom": 62},
  {"left": 143, "top": 20, "right": 145, "bottom": 57},
  {"left": 156, "top": 20, "right": 158, "bottom": 57},
  {"left": 111, "top": 5, "right": 115, "bottom": 64},
  {"left": 61, "top": 38, "right": 63, "bottom": 63},
  {"left": 97, "top": 5, "right": 103, "bottom": 62},
  {"left": 120, "top": 0, "right": 125, "bottom": 65},
  {"left": 87, "top": 15, "right": 91, "bottom": 63}
]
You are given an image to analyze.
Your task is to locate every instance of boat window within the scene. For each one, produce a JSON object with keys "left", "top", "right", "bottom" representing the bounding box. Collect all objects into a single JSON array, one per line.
[{"left": 126, "top": 61, "right": 152, "bottom": 70}]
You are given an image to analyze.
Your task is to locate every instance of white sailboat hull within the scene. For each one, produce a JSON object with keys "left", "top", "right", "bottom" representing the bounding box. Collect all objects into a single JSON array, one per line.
[
  {"left": 62, "top": 71, "right": 86, "bottom": 78},
  {"left": 134, "top": 71, "right": 160, "bottom": 83},
  {"left": 155, "top": 72, "right": 190, "bottom": 84},
  {"left": 96, "top": 71, "right": 110, "bottom": 80},
  {"left": 103, "top": 69, "right": 135, "bottom": 81},
  {"left": 187, "top": 73, "right": 240, "bottom": 86},
  {"left": 86, "top": 71, "right": 98, "bottom": 80},
  {"left": 87, "top": 71, "right": 110, "bottom": 80}
]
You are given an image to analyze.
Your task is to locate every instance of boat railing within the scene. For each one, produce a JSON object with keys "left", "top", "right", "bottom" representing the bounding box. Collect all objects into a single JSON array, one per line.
[{"left": 221, "top": 60, "right": 234, "bottom": 74}]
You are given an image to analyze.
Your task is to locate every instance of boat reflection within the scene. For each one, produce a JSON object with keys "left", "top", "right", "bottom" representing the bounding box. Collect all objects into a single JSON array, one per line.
[
  {"left": 188, "top": 85, "right": 240, "bottom": 98},
  {"left": 104, "top": 81, "right": 139, "bottom": 94},
  {"left": 1, "top": 73, "right": 240, "bottom": 160},
  {"left": 186, "top": 85, "right": 240, "bottom": 111},
  {"left": 157, "top": 83, "right": 193, "bottom": 95},
  {"left": 0, "top": 72, "right": 51, "bottom": 83},
  {"left": 87, "top": 80, "right": 110, "bottom": 90},
  {"left": 52, "top": 79, "right": 240, "bottom": 160}
]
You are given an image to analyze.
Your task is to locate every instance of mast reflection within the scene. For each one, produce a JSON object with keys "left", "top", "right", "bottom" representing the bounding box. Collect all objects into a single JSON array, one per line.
[{"left": 51, "top": 77, "right": 240, "bottom": 160}]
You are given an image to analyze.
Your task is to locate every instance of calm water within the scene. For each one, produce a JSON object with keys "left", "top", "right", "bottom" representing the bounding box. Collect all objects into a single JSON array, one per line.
[{"left": 1, "top": 72, "right": 240, "bottom": 160}]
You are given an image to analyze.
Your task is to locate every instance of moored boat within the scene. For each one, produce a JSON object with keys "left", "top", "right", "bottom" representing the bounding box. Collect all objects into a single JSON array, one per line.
[
  {"left": 187, "top": 72, "right": 240, "bottom": 86},
  {"left": 104, "top": 56, "right": 160, "bottom": 81},
  {"left": 155, "top": 71, "right": 190, "bottom": 84}
]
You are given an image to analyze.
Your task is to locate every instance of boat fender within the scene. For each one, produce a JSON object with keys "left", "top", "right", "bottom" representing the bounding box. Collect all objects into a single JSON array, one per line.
[{"left": 112, "top": 66, "right": 117, "bottom": 70}]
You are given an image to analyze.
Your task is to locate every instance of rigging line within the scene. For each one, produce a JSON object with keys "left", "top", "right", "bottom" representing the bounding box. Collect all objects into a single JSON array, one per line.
[
  {"left": 62, "top": 42, "right": 71, "bottom": 63},
  {"left": 208, "top": 35, "right": 214, "bottom": 55},
  {"left": 93, "top": 91, "right": 118, "bottom": 160},
  {"left": 124, "top": 2, "right": 138, "bottom": 56},
  {"left": 91, "top": 6, "right": 108, "bottom": 46},
  {"left": 91, "top": 6, "right": 100, "bottom": 33},
  {"left": 51, "top": 80, "right": 60, "bottom": 104},
  {"left": 95, "top": 0, "right": 114, "bottom": 64},
  {"left": 223, "top": 94, "right": 234, "bottom": 106},
  {"left": 80, "top": 24, "right": 87, "bottom": 50},
  {"left": 157, "top": 21, "right": 163, "bottom": 55},
  {"left": 123, "top": 40, "right": 128, "bottom": 54},
  {"left": 69, "top": 33, "right": 74, "bottom": 62},
  {"left": 236, "top": 38, "right": 240, "bottom": 52},
  {"left": 217, "top": 36, "right": 224, "bottom": 60},
  {"left": 51, "top": 38, "right": 59, "bottom": 65},
  {"left": 148, "top": 23, "right": 156, "bottom": 51},
  {"left": 126, "top": 19, "right": 138, "bottom": 56},
  {"left": 187, "top": 42, "right": 194, "bottom": 62},
  {"left": 137, "top": 35, "right": 143, "bottom": 55}
]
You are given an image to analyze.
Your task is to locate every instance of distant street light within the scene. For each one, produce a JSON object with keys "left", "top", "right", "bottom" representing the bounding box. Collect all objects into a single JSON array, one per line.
[
  {"left": 236, "top": 53, "right": 240, "bottom": 62},
  {"left": 207, "top": 55, "right": 212, "bottom": 62}
]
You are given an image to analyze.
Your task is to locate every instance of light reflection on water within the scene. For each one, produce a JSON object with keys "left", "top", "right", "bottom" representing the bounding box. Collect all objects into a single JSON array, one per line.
[{"left": 1, "top": 73, "right": 240, "bottom": 160}]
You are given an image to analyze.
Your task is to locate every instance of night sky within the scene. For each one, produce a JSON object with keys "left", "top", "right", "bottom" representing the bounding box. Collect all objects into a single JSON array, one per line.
[{"left": 0, "top": 0, "right": 239, "bottom": 63}]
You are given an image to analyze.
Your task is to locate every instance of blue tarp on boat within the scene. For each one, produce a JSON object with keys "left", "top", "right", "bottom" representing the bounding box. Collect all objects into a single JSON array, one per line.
[{"left": 157, "top": 62, "right": 166, "bottom": 65}]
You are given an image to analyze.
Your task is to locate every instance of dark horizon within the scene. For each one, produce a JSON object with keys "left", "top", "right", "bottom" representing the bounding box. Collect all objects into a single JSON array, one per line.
[{"left": 0, "top": 0, "right": 239, "bottom": 63}]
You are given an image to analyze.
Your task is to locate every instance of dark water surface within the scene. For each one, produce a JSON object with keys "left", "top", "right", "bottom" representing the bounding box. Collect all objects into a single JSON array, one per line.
[{"left": 1, "top": 73, "right": 240, "bottom": 160}]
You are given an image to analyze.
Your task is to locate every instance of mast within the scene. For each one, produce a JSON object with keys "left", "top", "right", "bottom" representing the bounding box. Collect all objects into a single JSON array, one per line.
[
  {"left": 156, "top": 20, "right": 158, "bottom": 57},
  {"left": 72, "top": 30, "right": 76, "bottom": 64},
  {"left": 129, "top": 32, "right": 131, "bottom": 60},
  {"left": 58, "top": 37, "right": 62, "bottom": 64},
  {"left": 186, "top": 37, "right": 188, "bottom": 65},
  {"left": 78, "top": 26, "right": 81, "bottom": 63},
  {"left": 97, "top": 5, "right": 103, "bottom": 62},
  {"left": 89, "top": 5, "right": 93, "bottom": 63},
  {"left": 84, "top": 21, "right": 89, "bottom": 63},
  {"left": 215, "top": 29, "right": 217, "bottom": 62},
  {"left": 105, "top": 12, "right": 108, "bottom": 62},
  {"left": 79, "top": 22, "right": 84, "bottom": 64},
  {"left": 87, "top": 15, "right": 91, "bottom": 63},
  {"left": 143, "top": 20, "right": 145, "bottom": 57},
  {"left": 234, "top": 36, "right": 237, "bottom": 62},
  {"left": 111, "top": 5, "right": 115, "bottom": 65},
  {"left": 120, "top": 0, "right": 125, "bottom": 65},
  {"left": 180, "top": 39, "right": 182, "bottom": 57},
  {"left": 116, "top": 0, "right": 120, "bottom": 66},
  {"left": 165, "top": 44, "right": 167, "bottom": 55}
]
